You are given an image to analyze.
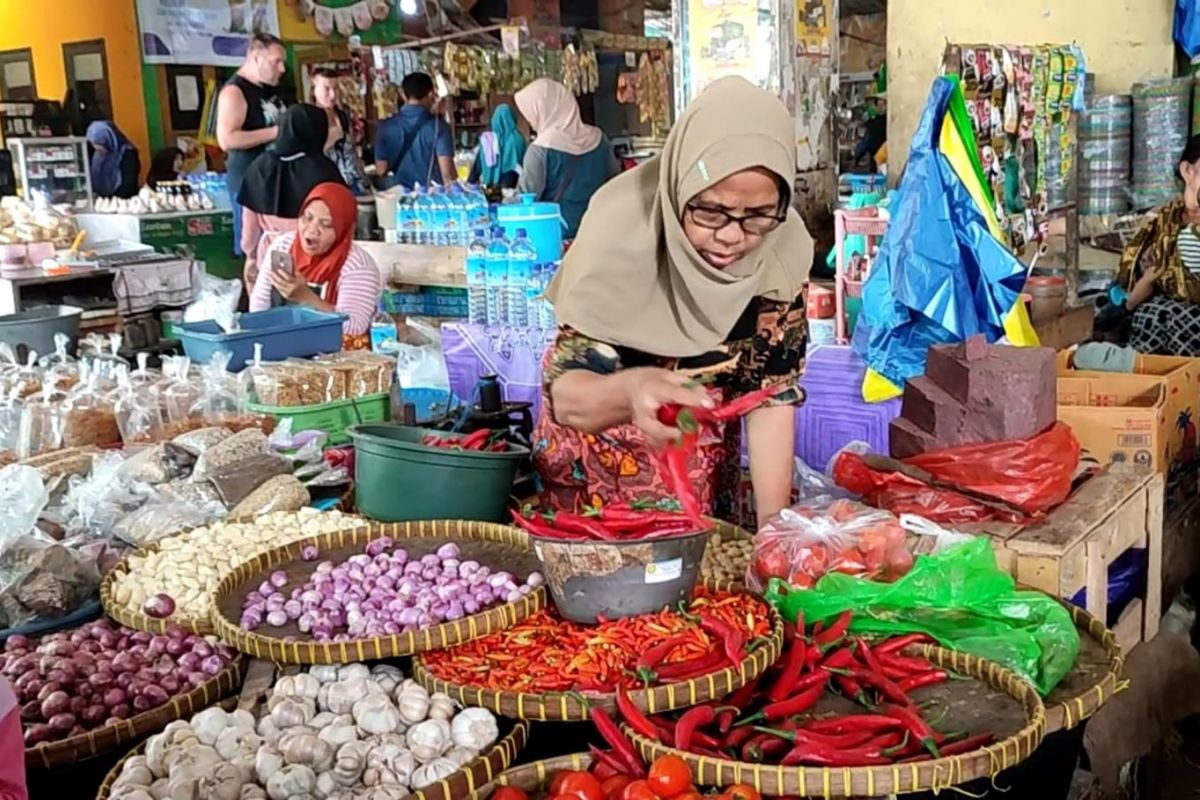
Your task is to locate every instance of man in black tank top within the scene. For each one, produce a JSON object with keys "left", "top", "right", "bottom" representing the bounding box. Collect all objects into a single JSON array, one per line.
[{"left": 216, "top": 32, "right": 288, "bottom": 266}]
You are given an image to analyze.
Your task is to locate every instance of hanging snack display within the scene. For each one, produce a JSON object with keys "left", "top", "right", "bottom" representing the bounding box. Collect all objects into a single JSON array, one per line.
[
  {"left": 942, "top": 43, "right": 1085, "bottom": 253},
  {"left": 637, "top": 52, "right": 671, "bottom": 129}
]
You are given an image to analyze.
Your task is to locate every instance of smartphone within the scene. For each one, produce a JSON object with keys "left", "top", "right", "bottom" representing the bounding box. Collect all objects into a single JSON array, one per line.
[{"left": 269, "top": 250, "right": 294, "bottom": 307}]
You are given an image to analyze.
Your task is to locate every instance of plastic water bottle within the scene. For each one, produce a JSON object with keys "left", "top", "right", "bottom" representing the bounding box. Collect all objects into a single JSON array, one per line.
[
  {"left": 507, "top": 229, "right": 537, "bottom": 327},
  {"left": 537, "top": 263, "right": 558, "bottom": 329},
  {"left": 393, "top": 188, "right": 412, "bottom": 244},
  {"left": 465, "top": 229, "right": 489, "bottom": 325},
  {"left": 410, "top": 184, "right": 430, "bottom": 245},
  {"left": 467, "top": 184, "right": 490, "bottom": 228},
  {"left": 485, "top": 228, "right": 510, "bottom": 326},
  {"left": 427, "top": 187, "right": 448, "bottom": 246},
  {"left": 447, "top": 185, "right": 468, "bottom": 245}
]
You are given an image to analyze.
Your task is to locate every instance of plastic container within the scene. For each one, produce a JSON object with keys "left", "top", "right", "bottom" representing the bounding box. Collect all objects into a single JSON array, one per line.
[
  {"left": 796, "top": 345, "right": 901, "bottom": 469},
  {"left": 175, "top": 307, "right": 346, "bottom": 371},
  {"left": 348, "top": 424, "right": 526, "bottom": 521},
  {"left": 1025, "top": 275, "right": 1067, "bottom": 321},
  {"left": 498, "top": 194, "right": 564, "bottom": 264},
  {"left": 530, "top": 531, "right": 710, "bottom": 623},
  {"left": 0, "top": 305, "right": 82, "bottom": 361},
  {"left": 252, "top": 392, "right": 391, "bottom": 445}
]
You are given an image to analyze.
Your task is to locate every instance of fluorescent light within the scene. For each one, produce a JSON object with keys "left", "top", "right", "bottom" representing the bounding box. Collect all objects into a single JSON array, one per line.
[{"left": 399, "top": 0, "right": 418, "bottom": 15}]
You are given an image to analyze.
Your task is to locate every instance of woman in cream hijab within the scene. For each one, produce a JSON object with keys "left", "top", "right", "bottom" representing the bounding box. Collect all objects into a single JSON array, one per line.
[
  {"left": 534, "top": 76, "right": 813, "bottom": 527},
  {"left": 515, "top": 78, "right": 620, "bottom": 237}
]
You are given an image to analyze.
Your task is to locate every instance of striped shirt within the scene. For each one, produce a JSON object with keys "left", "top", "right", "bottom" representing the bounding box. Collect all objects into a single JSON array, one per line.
[
  {"left": 1180, "top": 226, "right": 1200, "bottom": 276},
  {"left": 251, "top": 232, "right": 382, "bottom": 336}
]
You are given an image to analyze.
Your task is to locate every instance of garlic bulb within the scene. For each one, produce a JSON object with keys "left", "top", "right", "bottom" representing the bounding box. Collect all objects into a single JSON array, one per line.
[
  {"left": 271, "top": 697, "right": 316, "bottom": 728},
  {"left": 393, "top": 681, "right": 430, "bottom": 725},
  {"left": 323, "top": 677, "right": 371, "bottom": 715},
  {"left": 427, "top": 692, "right": 456, "bottom": 721},
  {"left": 276, "top": 674, "right": 321, "bottom": 702},
  {"left": 266, "top": 764, "right": 316, "bottom": 800},
  {"left": 410, "top": 757, "right": 459, "bottom": 790},
  {"left": 279, "top": 730, "right": 334, "bottom": 772},
  {"left": 370, "top": 664, "right": 405, "bottom": 695},
  {"left": 197, "top": 762, "right": 243, "bottom": 800},
  {"left": 353, "top": 694, "right": 401, "bottom": 736},
  {"left": 406, "top": 719, "right": 451, "bottom": 763},
  {"left": 255, "top": 746, "right": 284, "bottom": 785},
  {"left": 451, "top": 708, "right": 499, "bottom": 751}
]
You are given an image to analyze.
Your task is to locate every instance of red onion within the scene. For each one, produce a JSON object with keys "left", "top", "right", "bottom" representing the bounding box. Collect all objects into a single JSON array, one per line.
[
  {"left": 109, "top": 703, "right": 131, "bottom": 719},
  {"left": 140, "top": 685, "right": 169, "bottom": 707},
  {"left": 47, "top": 712, "right": 75, "bottom": 734},
  {"left": 199, "top": 656, "right": 224, "bottom": 676},
  {"left": 81, "top": 705, "right": 107, "bottom": 727},
  {"left": 24, "top": 724, "right": 51, "bottom": 745},
  {"left": 5, "top": 634, "right": 31, "bottom": 652},
  {"left": 301, "top": 545, "right": 319, "bottom": 561},
  {"left": 142, "top": 594, "right": 176, "bottom": 619},
  {"left": 37, "top": 684, "right": 62, "bottom": 703},
  {"left": 102, "top": 687, "right": 126, "bottom": 707},
  {"left": 19, "top": 701, "right": 39, "bottom": 722},
  {"left": 186, "top": 672, "right": 208, "bottom": 688},
  {"left": 132, "top": 695, "right": 153, "bottom": 712}
]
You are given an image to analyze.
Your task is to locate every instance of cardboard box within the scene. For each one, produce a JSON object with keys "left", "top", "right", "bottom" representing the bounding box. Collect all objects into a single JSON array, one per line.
[
  {"left": 1057, "top": 374, "right": 1168, "bottom": 472},
  {"left": 1057, "top": 352, "right": 1200, "bottom": 490}
]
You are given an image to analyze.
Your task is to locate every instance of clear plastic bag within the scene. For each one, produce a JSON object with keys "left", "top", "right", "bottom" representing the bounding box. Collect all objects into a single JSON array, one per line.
[
  {"left": 170, "top": 425, "right": 232, "bottom": 455},
  {"left": 747, "top": 497, "right": 913, "bottom": 592},
  {"left": 252, "top": 363, "right": 332, "bottom": 407},
  {"left": 113, "top": 496, "right": 225, "bottom": 547},
  {"left": 206, "top": 452, "right": 293, "bottom": 508},
  {"left": 183, "top": 272, "right": 242, "bottom": 331},
  {"left": 60, "top": 366, "right": 121, "bottom": 448},
  {"left": 191, "top": 428, "right": 269, "bottom": 481},
  {"left": 793, "top": 457, "right": 853, "bottom": 502},
  {"left": 900, "top": 513, "right": 976, "bottom": 557},
  {"left": 229, "top": 474, "right": 309, "bottom": 517},
  {"left": 160, "top": 355, "right": 202, "bottom": 424},
  {"left": 127, "top": 351, "right": 161, "bottom": 390},
  {"left": 37, "top": 332, "right": 76, "bottom": 370},
  {"left": 189, "top": 351, "right": 243, "bottom": 423},
  {"left": 60, "top": 450, "right": 152, "bottom": 538},
  {"left": 15, "top": 384, "right": 63, "bottom": 458},
  {"left": 114, "top": 367, "right": 163, "bottom": 447}
]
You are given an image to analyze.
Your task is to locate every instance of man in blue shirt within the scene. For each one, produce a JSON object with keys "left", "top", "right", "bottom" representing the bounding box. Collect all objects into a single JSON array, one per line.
[{"left": 374, "top": 72, "right": 457, "bottom": 189}]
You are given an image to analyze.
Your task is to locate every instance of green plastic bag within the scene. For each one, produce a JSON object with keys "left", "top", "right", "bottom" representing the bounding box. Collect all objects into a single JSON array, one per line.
[{"left": 762, "top": 538, "right": 1079, "bottom": 695}]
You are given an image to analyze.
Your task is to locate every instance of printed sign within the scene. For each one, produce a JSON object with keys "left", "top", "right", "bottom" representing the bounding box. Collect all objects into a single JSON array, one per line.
[{"left": 137, "top": 0, "right": 281, "bottom": 67}]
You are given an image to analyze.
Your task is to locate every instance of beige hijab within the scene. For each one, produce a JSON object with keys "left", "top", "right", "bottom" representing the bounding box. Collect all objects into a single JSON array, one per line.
[
  {"left": 546, "top": 76, "right": 812, "bottom": 358},
  {"left": 515, "top": 78, "right": 603, "bottom": 156}
]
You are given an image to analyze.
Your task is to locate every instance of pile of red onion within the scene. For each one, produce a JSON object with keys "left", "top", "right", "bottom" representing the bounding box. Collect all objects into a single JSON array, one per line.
[
  {"left": 239, "top": 539, "right": 544, "bottom": 641},
  {"left": 3, "top": 619, "right": 238, "bottom": 746}
]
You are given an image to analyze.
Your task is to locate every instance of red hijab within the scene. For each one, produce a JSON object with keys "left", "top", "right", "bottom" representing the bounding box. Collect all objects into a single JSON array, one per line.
[{"left": 290, "top": 182, "right": 357, "bottom": 305}]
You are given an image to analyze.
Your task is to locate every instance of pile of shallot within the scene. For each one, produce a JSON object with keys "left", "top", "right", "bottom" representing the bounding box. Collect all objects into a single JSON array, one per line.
[
  {"left": 239, "top": 540, "right": 543, "bottom": 641},
  {"left": 5, "top": 619, "right": 238, "bottom": 746}
]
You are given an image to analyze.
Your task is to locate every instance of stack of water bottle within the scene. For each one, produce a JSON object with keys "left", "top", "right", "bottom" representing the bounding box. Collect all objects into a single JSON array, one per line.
[
  {"left": 393, "top": 183, "right": 493, "bottom": 245},
  {"left": 464, "top": 227, "right": 557, "bottom": 329}
]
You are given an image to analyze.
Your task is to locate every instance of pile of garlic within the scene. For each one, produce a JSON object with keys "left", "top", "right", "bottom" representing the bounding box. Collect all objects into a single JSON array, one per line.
[
  {"left": 110, "top": 509, "right": 369, "bottom": 622},
  {"left": 107, "top": 663, "right": 500, "bottom": 800},
  {"left": 94, "top": 186, "right": 215, "bottom": 215}
]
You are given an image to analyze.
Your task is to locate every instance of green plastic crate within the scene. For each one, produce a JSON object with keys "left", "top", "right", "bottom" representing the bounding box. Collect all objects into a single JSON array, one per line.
[{"left": 249, "top": 392, "right": 391, "bottom": 444}]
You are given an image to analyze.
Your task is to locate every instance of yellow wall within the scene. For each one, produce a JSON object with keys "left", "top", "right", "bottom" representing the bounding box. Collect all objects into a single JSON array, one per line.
[
  {"left": 887, "top": 0, "right": 1175, "bottom": 173},
  {"left": 0, "top": 3, "right": 149, "bottom": 172}
]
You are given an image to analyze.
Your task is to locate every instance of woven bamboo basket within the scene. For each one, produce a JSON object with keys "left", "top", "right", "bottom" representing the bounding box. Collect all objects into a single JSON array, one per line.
[
  {"left": 27, "top": 655, "right": 246, "bottom": 770},
  {"left": 699, "top": 522, "right": 753, "bottom": 587},
  {"left": 625, "top": 647, "right": 1047, "bottom": 797},
  {"left": 208, "top": 520, "right": 546, "bottom": 664},
  {"left": 470, "top": 753, "right": 594, "bottom": 800},
  {"left": 411, "top": 597, "right": 784, "bottom": 722},
  {"left": 94, "top": 717, "right": 529, "bottom": 800},
  {"left": 99, "top": 516, "right": 373, "bottom": 636}
]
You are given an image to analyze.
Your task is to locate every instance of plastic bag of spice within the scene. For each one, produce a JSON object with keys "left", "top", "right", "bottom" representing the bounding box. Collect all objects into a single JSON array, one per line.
[
  {"left": 229, "top": 474, "right": 309, "bottom": 517},
  {"left": 15, "top": 384, "right": 63, "bottom": 458},
  {"left": 763, "top": 537, "right": 1080, "bottom": 695},
  {"left": 59, "top": 365, "right": 121, "bottom": 448},
  {"left": 206, "top": 452, "right": 293, "bottom": 508},
  {"left": 191, "top": 428, "right": 269, "bottom": 481}
]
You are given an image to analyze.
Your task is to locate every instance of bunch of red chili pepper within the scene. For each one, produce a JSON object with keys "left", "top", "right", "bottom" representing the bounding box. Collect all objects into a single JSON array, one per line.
[
  {"left": 511, "top": 500, "right": 712, "bottom": 542},
  {"left": 421, "top": 588, "right": 771, "bottom": 693},
  {"left": 420, "top": 428, "right": 510, "bottom": 452},
  {"left": 615, "top": 611, "right": 996, "bottom": 768},
  {"left": 655, "top": 383, "right": 791, "bottom": 529}
]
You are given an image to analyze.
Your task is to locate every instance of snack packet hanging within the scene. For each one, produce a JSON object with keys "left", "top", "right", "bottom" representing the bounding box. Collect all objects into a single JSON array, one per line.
[{"left": 747, "top": 497, "right": 913, "bottom": 592}]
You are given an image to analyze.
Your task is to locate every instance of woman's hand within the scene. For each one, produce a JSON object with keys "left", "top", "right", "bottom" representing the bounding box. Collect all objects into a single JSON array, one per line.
[
  {"left": 623, "top": 367, "right": 714, "bottom": 446},
  {"left": 1128, "top": 263, "right": 1164, "bottom": 310},
  {"left": 270, "top": 268, "right": 317, "bottom": 304}
]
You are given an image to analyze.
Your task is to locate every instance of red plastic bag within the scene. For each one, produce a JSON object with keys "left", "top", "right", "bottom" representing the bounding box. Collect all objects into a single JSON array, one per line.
[
  {"left": 747, "top": 497, "right": 913, "bottom": 591},
  {"left": 832, "top": 422, "right": 1080, "bottom": 523}
]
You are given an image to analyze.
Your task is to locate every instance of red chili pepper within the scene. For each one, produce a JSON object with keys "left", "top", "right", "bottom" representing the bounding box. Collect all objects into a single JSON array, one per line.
[
  {"left": 635, "top": 634, "right": 691, "bottom": 672},
  {"left": 509, "top": 509, "right": 586, "bottom": 540},
  {"left": 856, "top": 637, "right": 886, "bottom": 676},
  {"left": 780, "top": 740, "right": 892, "bottom": 767},
  {"left": 654, "top": 648, "right": 728, "bottom": 681},
  {"left": 813, "top": 610, "right": 852, "bottom": 646},
  {"left": 715, "top": 679, "right": 760, "bottom": 732},
  {"left": 767, "top": 626, "right": 808, "bottom": 703},
  {"left": 699, "top": 614, "right": 746, "bottom": 665},
  {"left": 833, "top": 674, "right": 869, "bottom": 706},
  {"left": 880, "top": 703, "right": 940, "bottom": 758},
  {"left": 897, "top": 670, "right": 948, "bottom": 693},
  {"left": 878, "top": 653, "right": 936, "bottom": 675},
  {"left": 753, "top": 726, "right": 880, "bottom": 750},
  {"left": 588, "top": 744, "right": 635, "bottom": 777},
  {"left": 820, "top": 645, "right": 858, "bottom": 671},
  {"left": 550, "top": 511, "right": 621, "bottom": 541},
  {"left": 722, "top": 725, "right": 758, "bottom": 749},
  {"left": 589, "top": 706, "right": 647, "bottom": 776},
  {"left": 875, "top": 633, "right": 933, "bottom": 655},
  {"left": 741, "top": 733, "right": 791, "bottom": 763},
  {"left": 935, "top": 731, "right": 995, "bottom": 756},
  {"left": 737, "top": 679, "right": 826, "bottom": 725},
  {"left": 830, "top": 666, "right": 911, "bottom": 707},
  {"left": 460, "top": 428, "right": 492, "bottom": 450},
  {"left": 615, "top": 683, "right": 661, "bottom": 743},
  {"left": 804, "top": 714, "right": 903, "bottom": 735},
  {"left": 655, "top": 435, "right": 707, "bottom": 529},
  {"left": 710, "top": 382, "right": 790, "bottom": 421},
  {"left": 674, "top": 706, "right": 717, "bottom": 752}
]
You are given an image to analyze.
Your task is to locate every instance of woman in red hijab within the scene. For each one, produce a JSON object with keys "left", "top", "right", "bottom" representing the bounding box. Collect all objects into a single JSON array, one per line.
[{"left": 250, "top": 182, "right": 382, "bottom": 349}]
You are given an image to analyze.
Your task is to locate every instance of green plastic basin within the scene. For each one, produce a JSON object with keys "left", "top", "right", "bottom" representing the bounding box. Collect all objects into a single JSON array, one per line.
[{"left": 348, "top": 424, "right": 527, "bottom": 522}]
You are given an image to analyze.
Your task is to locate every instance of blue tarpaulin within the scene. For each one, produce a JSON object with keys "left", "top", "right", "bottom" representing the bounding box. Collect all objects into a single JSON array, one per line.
[{"left": 853, "top": 77, "right": 1028, "bottom": 390}]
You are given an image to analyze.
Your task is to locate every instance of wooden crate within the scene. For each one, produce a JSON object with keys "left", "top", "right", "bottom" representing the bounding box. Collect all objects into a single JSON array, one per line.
[{"left": 972, "top": 464, "right": 1163, "bottom": 652}]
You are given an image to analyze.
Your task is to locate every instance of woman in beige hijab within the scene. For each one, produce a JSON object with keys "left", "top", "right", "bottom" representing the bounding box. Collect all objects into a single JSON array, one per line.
[
  {"left": 514, "top": 78, "right": 620, "bottom": 237},
  {"left": 534, "top": 76, "right": 813, "bottom": 527}
]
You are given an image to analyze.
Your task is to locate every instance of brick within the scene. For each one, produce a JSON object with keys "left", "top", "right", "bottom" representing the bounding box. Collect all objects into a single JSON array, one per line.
[
  {"left": 889, "top": 417, "right": 941, "bottom": 459},
  {"left": 902, "top": 376, "right": 967, "bottom": 437}
]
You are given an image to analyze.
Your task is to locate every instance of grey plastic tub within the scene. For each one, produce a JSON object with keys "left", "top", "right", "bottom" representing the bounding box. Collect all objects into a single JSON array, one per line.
[
  {"left": 531, "top": 530, "right": 711, "bottom": 623},
  {"left": 0, "top": 305, "right": 82, "bottom": 360}
]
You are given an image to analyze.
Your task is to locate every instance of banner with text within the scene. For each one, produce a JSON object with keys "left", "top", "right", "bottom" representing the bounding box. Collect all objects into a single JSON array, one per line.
[{"left": 137, "top": 0, "right": 281, "bottom": 67}]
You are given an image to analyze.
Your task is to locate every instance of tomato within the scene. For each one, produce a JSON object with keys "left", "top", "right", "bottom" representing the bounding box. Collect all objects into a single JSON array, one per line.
[
  {"left": 752, "top": 542, "right": 790, "bottom": 580},
  {"left": 621, "top": 780, "right": 660, "bottom": 800},
  {"left": 646, "top": 754, "right": 692, "bottom": 798},
  {"left": 726, "top": 784, "right": 762, "bottom": 800},
  {"left": 601, "top": 775, "right": 635, "bottom": 799},
  {"left": 558, "top": 771, "right": 605, "bottom": 800},
  {"left": 550, "top": 771, "right": 582, "bottom": 796},
  {"left": 673, "top": 791, "right": 704, "bottom": 800},
  {"left": 491, "top": 789, "right": 530, "bottom": 800}
]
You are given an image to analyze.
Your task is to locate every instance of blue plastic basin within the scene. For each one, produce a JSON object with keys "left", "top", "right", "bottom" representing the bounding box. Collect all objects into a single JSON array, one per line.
[{"left": 177, "top": 307, "right": 347, "bottom": 370}]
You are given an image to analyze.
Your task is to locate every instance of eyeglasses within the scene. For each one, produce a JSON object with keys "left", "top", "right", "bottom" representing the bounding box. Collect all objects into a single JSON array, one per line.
[{"left": 685, "top": 203, "right": 785, "bottom": 235}]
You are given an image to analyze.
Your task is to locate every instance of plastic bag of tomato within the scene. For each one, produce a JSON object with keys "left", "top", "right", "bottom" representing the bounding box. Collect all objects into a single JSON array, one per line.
[{"left": 747, "top": 498, "right": 912, "bottom": 591}]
